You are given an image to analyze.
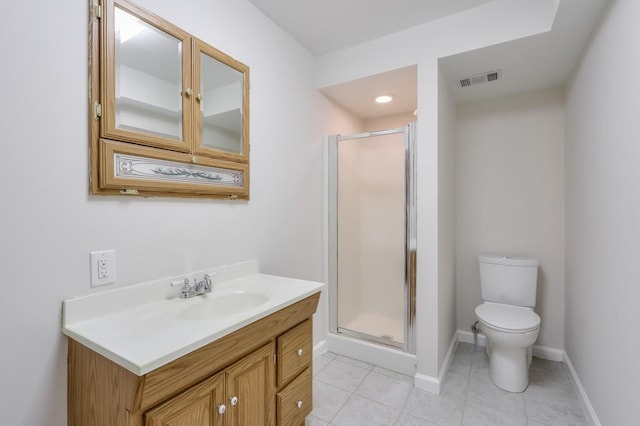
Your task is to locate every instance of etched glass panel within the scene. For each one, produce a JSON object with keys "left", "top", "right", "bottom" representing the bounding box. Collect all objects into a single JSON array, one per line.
[
  {"left": 199, "top": 52, "right": 244, "bottom": 154},
  {"left": 114, "top": 7, "right": 183, "bottom": 140},
  {"left": 114, "top": 154, "right": 244, "bottom": 187}
]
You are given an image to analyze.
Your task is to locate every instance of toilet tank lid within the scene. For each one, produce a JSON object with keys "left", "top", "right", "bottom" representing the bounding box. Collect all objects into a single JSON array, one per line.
[{"left": 479, "top": 255, "right": 538, "bottom": 267}]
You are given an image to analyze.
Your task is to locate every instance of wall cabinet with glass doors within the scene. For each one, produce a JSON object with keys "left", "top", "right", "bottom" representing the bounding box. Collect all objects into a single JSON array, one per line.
[{"left": 89, "top": 0, "right": 250, "bottom": 198}]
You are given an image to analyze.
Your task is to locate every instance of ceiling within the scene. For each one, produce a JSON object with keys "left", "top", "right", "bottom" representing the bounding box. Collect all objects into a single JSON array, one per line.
[
  {"left": 320, "top": 66, "right": 417, "bottom": 120},
  {"left": 248, "top": 0, "right": 609, "bottom": 119},
  {"left": 247, "top": 0, "right": 493, "bottom": 56}
]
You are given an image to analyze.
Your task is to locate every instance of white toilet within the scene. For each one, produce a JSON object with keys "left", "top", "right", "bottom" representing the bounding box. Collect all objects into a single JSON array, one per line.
[{"left": 475, "top": 255, "right": 541, "bottom": 393}]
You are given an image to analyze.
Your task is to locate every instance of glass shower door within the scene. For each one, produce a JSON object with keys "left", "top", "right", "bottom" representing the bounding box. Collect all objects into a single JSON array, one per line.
[{"left": 329, "top": 124, "right": 416, "bottom": 351}]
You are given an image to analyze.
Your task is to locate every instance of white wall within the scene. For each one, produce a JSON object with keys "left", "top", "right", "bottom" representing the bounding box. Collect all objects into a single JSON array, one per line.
[
  {"left": 437, "top": 65, "right": 458, "bottom": 368},
  {"left": 456, "top": 87, "right": 566, "bottom": 351},
  {"left": 363, "top": 113, "right": 415, "bottom": 131},
  {"left": 565, "top": 1, "right": 640, "bottom": 424},
  {"left": 0, "top": 0, "right": 349, "bottom": 424}
]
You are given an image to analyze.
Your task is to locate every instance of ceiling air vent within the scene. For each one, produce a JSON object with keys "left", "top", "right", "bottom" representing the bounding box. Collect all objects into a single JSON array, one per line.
[{"left": 458, "top": 69, "right": 502, "bottom": 88}]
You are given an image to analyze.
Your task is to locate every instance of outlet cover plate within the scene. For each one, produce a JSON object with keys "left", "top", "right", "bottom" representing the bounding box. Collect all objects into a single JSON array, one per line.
[{"left": 90, "top": 250, "right": 116, "bottom": 287}]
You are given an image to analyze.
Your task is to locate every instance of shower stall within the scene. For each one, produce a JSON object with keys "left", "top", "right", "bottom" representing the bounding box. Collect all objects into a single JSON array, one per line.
[{"left": 327, "top": 123, "right": 417, "bottom": 374}]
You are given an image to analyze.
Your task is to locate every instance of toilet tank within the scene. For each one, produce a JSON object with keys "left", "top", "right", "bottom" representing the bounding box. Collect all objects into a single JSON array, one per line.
[{"left": 478, "top": 255, "right": 539, "bottom": 307}]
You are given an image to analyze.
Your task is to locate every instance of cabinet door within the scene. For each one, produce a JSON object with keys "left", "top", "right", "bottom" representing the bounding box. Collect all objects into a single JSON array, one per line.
[
  {"left": 225, "top": 342, "right": 276, "bottom": 426},
  {"left": 145, "top": 372, "right": 225, "bottom": 426},
  {"left": 103, "top": 0, "right": 193, "bottom": 153},
  {"left": 192, "top": 39, "right": 250, "bottom": 164}
]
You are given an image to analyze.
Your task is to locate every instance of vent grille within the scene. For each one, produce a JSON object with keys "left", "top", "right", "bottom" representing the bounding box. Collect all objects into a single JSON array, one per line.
[{"left": 458, "top": 69, "right": 502, "bottom": 88}]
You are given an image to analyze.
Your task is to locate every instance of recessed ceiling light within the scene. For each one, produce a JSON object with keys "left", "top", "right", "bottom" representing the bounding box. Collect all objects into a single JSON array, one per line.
[{"left": 375, "top": 95, "right": 394, "bottom": 104}]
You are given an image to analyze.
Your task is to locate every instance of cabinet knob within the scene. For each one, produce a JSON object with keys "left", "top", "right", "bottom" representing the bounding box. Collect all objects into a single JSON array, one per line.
[
  {"left": 185, "top": 88, "right": 193, "bottom": 96},
  {"left": 217, "top": 404, "right": 226, "bottom": 414},
  {"left": 197, "top": 93, "right": 202, "bottom": 101},
  {"left": 296, "top": 400, "right": 303, "bottom": 409},
  {"left": 230, "top": 396, "right": 238, "bottom": 406},
  {"left": 297, "top": 348, "right": 304, "bottom": 357}
]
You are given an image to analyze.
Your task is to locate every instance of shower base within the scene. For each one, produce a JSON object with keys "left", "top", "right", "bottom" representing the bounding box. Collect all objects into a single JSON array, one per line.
[{"left": 341, "top": 312, "right": 404, "bottom": 345}]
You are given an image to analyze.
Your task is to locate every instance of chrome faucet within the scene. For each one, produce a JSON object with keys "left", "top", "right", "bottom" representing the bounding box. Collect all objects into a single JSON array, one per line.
[{"left": 171, "top": 274, "right": 213, "bottom": 299}]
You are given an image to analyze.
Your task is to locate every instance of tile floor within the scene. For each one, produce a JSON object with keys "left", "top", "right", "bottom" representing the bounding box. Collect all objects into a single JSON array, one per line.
[{"left": 307, "top": 342, "right": 588, "bottom": 426}]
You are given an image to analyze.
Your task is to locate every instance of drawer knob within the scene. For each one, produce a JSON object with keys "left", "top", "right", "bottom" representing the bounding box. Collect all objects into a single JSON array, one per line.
[
  {"left": 217, "top": 404, "right": 226, "bottom": 414},
  {"left": 296, "top": 400, "right": 303, "bottom": 409},
  {"left": 297, "top": 348, "right": 304, "bottom": 356},
  {"left": 230, "top": 396, "right": 238, "bottom": 406}
]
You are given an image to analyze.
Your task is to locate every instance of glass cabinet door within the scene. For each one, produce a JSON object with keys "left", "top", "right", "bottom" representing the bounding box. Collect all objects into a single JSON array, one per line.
[
  {"left": 104, "top": 2, "right": 192, "bottom": 152},
  {"left": 193, "top": 40, "right": 249, "bottom": 162}
]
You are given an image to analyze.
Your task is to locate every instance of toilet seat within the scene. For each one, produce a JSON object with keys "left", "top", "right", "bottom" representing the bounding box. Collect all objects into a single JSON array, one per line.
[{"left": 476, "top": 302, "right": 540, "bottom": 333}]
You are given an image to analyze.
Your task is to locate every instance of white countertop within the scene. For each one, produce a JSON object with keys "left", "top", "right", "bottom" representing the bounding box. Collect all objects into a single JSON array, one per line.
[{"left": 62, "top": 260, "right": 324, "bottom": 376}]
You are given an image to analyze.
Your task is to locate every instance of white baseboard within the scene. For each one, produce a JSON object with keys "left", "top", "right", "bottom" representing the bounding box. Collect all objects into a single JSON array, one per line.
[
  {"left": 457, "top": 330, "right": 487, "bottom": 346},
  {"left": 564, "top": 352, "right": 602, "bottom": 426},
  {"left": 414, "top": 332, "right": 457, "bottom": 395},
  {"left": 313, "top": 339, "right": 327, "bottom": 359},
  {"left": 532, "top": 344, "right": 564, "bottom": 362},
  {"left": 414, "top": 373, "right": 441, "bottom": 394},
  {"left": 457, "top": 330, "right": 563, "bottom": 361}
]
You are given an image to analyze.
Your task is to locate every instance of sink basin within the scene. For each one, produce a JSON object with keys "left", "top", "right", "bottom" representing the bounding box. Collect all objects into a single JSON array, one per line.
[{"left": 177, "top": 291, "right": 269, "bottom": 321}]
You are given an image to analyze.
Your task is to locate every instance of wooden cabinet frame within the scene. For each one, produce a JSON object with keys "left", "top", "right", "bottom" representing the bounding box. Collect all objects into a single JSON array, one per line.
[{"left": 89, "top": 0, "right": 250, "bottom": 199}]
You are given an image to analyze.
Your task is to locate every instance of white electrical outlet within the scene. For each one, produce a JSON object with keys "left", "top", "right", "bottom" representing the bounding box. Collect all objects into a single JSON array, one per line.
[{"left": 90, "top": 250, "right": 117, "bottom": 287}]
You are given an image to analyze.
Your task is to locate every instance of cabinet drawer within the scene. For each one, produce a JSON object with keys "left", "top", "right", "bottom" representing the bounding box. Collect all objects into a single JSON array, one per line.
[
  {"left": 277, "top": 319, "right": 312, "bottom": 386},
  {"left": 276, "top": 368, "right": 311, "bottom": 426}
]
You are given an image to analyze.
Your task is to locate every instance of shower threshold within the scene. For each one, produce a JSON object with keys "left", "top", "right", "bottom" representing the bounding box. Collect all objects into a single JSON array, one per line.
[{"left": 337, "top": 327, "right": 404, "bottom": 350}]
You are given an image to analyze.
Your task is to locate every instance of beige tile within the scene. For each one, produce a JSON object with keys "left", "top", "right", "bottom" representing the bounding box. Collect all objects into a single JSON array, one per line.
[
  {"left": 403, "top": 387, "right": 464, "bottom": 426},
  {"left": 314, "top": 354, "right": 334, "bottom": 376},
  {"left": 305, "top": 414, "right": 328, "bottom": 426},
  {"left": 395, "top": 412, "right": 440, "bottom": 425},
  {"left": 372, "top": 366, "right": 415, "bottom": 384},
  {"left": 462, "top": 404, "right": 527, "bottom": 426},
  {"left": 448, "top": 353, "right": 472, "bottom": 377},
  {"left": 355, "top": 370, "right": 414, "bottom": 410},
  {"left": 311, "top": 349, "right": 586, "bottom": 426},
  {"left": 334, "top": 354, "right": 375, "bottom": 370},
  {"left": 315, "top": 358, "right": 371, "bottom": 392},
  {"left": 524, "top": 387, "right": 588, "bottom": 426},
  {"left": 332, "top": 394, "right": 400, "bottom": 426},
  {"left": 466, "top": 373, "right": 526, "bottom": 418},
  {"left": 311, "top": 380, "right": 350, "bottom": 422},
  {"left": 440, "top": 371, "right": 469, "bottom": 402}
]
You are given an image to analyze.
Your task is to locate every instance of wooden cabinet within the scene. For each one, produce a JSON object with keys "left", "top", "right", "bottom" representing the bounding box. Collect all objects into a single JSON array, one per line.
[
  {"left": 145, "top": 343, "right": 275, "bottom": 426},
  {"left": 89, "top": 0, "right": 250, "bottom": 199},
  {"left": 145, "top": 372, "right": 225, "bottom": 426},
  {"left": 275, "top": 319, "right": 313, "bottom": 425},
  {"left": 67, "top": 293, "right": 319, "bottom": 426},
  {"left": 225, "top": 343, "right": 275, "bottom": 426}
]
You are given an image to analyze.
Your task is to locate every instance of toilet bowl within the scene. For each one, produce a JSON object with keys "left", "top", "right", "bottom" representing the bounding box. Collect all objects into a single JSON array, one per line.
[{"left": 475, "top": 301, "right": 540, "bottom": 392}]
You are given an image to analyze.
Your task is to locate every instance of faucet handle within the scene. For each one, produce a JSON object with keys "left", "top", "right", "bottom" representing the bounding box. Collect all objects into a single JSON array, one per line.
[
  {"left": 171, "top": 278, "right": 195, "bottom": 298},
  {"left": 197, "top": 273, "right": 214, "bottom": 293},
  {"left": 171, "top": 278, "right": 192, "bottom": 289},
  {"left": 203, "top": 273, "right": 213, "bottom": 290}
]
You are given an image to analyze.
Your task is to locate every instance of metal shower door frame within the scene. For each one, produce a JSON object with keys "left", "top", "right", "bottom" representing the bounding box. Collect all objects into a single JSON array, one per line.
[{"left": 328, "top": 123, "right": 416, "bottom": 354}]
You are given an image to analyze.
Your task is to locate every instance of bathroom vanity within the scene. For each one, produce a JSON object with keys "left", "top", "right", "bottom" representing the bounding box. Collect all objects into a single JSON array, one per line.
[{"left": 62, "top": 261, "right": 323, "bottom": 425}]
